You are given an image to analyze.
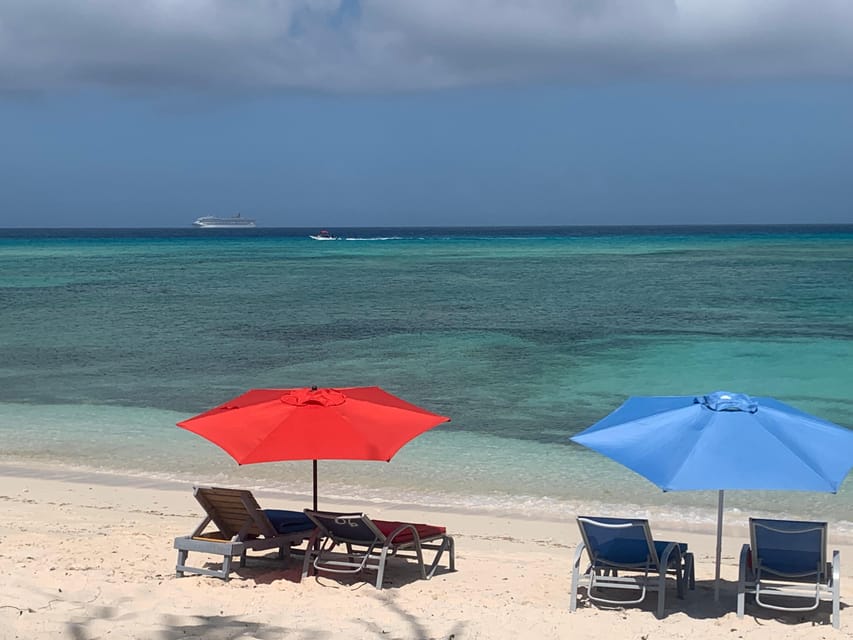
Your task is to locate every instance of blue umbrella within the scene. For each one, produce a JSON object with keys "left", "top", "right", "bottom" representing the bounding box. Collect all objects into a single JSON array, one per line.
[{"left": 571, "top": 391, "right": 853, "bottom": 599}]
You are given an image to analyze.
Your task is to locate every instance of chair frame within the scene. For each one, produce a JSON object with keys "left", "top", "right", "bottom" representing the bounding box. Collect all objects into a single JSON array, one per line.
[
  {"left": 301, "top": 510, "right": 455, "bottom": 589},
  {"left": 570, "top": 516, "right": 694, "bottom": 619},
  {"left": 737, "top": 517, "right": 841, "bottom": 629},
  {"left": 174, "top": 486, "right": 314, "bottom": 580}
]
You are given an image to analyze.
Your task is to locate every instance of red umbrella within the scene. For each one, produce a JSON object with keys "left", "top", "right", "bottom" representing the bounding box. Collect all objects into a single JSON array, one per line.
[{"left": 177, "top": 386, "right": 450, "bottom": 510}]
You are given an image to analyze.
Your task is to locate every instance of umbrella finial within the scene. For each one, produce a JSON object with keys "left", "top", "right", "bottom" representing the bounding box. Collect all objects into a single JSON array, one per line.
[
  {"left": 311, "top": 385, "right": 318, "bottom": 391},
  {"left": 281, "top": 387, "right": 346, "bottom": 407},
  {"left": 696, "top": 391, "right": 758, "bottom": 413}
]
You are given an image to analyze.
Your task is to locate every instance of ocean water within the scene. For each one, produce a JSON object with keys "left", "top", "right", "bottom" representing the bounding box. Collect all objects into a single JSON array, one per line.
[{"left": 1, "top": 226, "right": 852, "bottom": 535}]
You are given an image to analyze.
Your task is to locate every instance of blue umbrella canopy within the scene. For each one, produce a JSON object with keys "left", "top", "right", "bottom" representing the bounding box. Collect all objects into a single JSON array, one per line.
[
  {"left": 571, "top": 391, "right": 853, "bottom": 599},
  {"left": 572, "top": 391, "right": 853, "bottom": 492}
]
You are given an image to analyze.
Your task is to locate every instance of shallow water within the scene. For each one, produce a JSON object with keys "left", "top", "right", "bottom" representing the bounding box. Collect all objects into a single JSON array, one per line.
[{"left": 1, "top": 226, "right": 851, "bottom": 532}]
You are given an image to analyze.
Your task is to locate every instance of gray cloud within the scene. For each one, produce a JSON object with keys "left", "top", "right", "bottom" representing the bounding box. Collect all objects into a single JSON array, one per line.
[{"left": 1, "top": 0, "right": 852, "bottom": 92}]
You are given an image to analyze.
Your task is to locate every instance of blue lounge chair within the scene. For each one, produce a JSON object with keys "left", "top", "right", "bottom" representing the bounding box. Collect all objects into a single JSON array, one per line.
[
  {"left": 737, "top": 518, "right": 841, "bottom": 629},
  {"left": 174, "top": 486, "right": 315, "bottom": 580},
  {"left": 571, "top": 516, "right": 694, "bottom": 618},
  {"left": 301, "top": 510, "right": 455, "bottom": 589}
]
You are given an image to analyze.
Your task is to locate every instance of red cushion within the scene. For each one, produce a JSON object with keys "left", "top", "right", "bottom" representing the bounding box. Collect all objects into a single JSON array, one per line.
[{"left": 372, "top": 519, "right": 446, "bottom": 544}]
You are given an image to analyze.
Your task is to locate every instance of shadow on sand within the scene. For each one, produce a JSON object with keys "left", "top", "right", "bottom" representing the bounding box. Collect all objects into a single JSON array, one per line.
[{"left": 573, "top": 577, "right": 844, "bottom": 628}]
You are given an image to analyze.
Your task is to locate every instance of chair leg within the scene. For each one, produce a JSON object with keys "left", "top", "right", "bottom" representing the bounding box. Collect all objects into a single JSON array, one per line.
[
  {"left": 424, "top": 536, "right": 453, "bottom": 579},
  {"left": 656, "top": 572, "right": 667, "bottom": 619},
  {"left": 675, "top": 557, "right": 685, "bottom": 600},
  {"left": 737, "top": 544, "right": 750, "bottom": 619},
  {"left": 301, "top": 531, "right": 320, "bottom": 581},
  {"left": 176, "top": 549, "right": 188, "bottom": 577},
  {"left": 832, "top": 550, "right": 841, "bottom": 629},
  {"left": 833, "top": 591, "right": 840, "bottom": 630},
  {"left": 684, "top": 552, "right": 695, "bottom": 590},
  {"left": 414, "top": 542, "right": 427, "bottom": 580},
  {"left": 375, "top": 546, "right": 392, "bottom": 589},
  {"left": 570, "top": 564, "right": 580, "bottom": 612},
  {"left": 300, "top": 549, "right": 312, "bottom": 580},
  {"left": 570, "top": 543, "right": 585, "bottom": 613},
  {"left": 221, "top": 554, "right": 232, "bottom": 580}
]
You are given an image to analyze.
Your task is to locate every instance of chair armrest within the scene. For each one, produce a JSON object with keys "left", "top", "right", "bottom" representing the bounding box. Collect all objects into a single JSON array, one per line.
[
  {"left": 569, "top": 541, "right": 586, "bottom": 613},
  {"left": 660, "top": 542, "right": 681, "bottom": 567},
  {"left": 658, "top": 541, "right": 679, "bottom": 568},
  {"left": 572, "top": 541, "right": 586, "bottom": 569},
  {"left": 738, "top": 543, "right": 751, "bottom": 582},
  {"left": 832, "top": 549, "right": 840, "bottom": 584},
  {"left": 385, "top": 523, "right": 421, "bottom": 546}
]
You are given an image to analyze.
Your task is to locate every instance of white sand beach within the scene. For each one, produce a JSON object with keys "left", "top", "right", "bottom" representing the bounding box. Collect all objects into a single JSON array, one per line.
[{"left": 2, "top": 467, "right": 850, "bottom": 640}]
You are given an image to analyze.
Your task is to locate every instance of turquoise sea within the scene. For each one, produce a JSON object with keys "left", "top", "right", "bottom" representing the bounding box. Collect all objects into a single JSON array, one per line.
[{"left": 1, "top": 226, "right": 852, "bottom": 535}]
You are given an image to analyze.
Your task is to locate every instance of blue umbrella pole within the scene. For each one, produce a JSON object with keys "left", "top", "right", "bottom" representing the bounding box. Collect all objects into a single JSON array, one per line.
[{"left": 715, "top": 490, "right": 724, "bottom": 601}]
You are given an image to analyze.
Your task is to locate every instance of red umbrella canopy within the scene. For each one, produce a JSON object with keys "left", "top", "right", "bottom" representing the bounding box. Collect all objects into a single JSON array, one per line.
[{"left": 177, "top": 386, "right": 451, "bottom": 465}]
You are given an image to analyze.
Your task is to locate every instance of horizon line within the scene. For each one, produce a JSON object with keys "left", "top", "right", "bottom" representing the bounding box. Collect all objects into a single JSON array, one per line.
[{"left": 2, "top": 222, "right": 852, "bottom": 231}]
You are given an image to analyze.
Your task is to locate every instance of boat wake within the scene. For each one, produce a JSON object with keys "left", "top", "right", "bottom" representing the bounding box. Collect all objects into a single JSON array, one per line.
[{"left": 344, "top": 236, "right": 407, "bottom": 241}]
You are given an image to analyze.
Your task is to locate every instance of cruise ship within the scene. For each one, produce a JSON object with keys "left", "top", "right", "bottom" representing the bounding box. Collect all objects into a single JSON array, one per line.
[{"left": 192, "top": 214, "right": 256, "bottom": 228}]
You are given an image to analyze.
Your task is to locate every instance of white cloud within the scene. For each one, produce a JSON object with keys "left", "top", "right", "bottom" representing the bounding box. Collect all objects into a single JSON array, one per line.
[{"left": 1, "top": 0, "right": 851, "bottom": 92}]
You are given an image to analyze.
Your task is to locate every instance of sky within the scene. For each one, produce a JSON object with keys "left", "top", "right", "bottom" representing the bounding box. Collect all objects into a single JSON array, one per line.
[{"left": 1, "top": 0, "right": 852, "bottom": 228}]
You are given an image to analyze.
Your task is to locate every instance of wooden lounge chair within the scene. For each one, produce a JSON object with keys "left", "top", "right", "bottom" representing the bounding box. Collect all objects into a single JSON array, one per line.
[
  {"left": 570, "top": 516, "right": 694, "bottom": 618},
  {"left": 301, "top": 510, "right": 455, "bottom": 589},
  {"left": 174, "top": 486, "right": 315, "bottom": 580},
  {"left": 737, "top": 517, "right": 841, "bottom": 629}
]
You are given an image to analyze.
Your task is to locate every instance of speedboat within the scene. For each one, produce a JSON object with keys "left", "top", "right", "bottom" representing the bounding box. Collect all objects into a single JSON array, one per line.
[{"left": 309, "top": 229, "right": 337, "bottom": 240}]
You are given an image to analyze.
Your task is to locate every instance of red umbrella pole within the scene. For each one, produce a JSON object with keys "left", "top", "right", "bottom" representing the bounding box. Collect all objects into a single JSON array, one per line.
[{"left": 312, "top": 459, "right": 318, "bottom": 512}]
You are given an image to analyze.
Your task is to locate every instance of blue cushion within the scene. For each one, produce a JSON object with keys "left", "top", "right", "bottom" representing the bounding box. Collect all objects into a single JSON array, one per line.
[{"left": 263, "top": 509, "right": 314, "bottom": 534}]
